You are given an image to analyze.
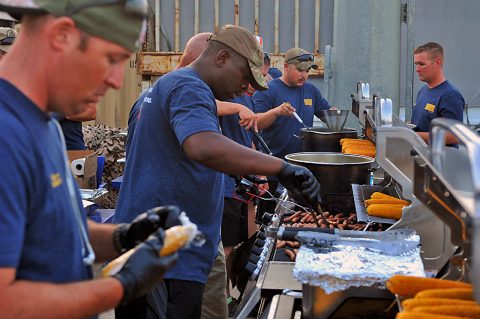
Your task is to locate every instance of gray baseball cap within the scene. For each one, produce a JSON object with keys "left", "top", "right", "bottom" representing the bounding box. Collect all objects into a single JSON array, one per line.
[
  {"left": 0, "top": 27, "right": 15, "bottom": 53},
  {"left": 0, "top": 0, "right": 147, "bottom": 52}
]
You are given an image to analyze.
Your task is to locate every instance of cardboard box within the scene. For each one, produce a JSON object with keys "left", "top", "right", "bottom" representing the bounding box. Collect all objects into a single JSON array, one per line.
[{"left": 67, "top": 150, "right": 98, "bottom": 189}]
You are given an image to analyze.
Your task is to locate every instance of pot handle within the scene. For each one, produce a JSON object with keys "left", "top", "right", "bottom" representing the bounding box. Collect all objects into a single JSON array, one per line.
[{"left": 293, "top": 134, "right": 304, "bottom": 140}]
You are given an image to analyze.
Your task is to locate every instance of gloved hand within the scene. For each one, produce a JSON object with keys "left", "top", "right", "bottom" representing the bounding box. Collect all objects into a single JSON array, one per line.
[
  {"left": 276, "top": 161, "right": 321, "bottom": 208},
  {"left": 114, "top": 205, "right": 182, "bottom": 254},
  {"left": 115, "top": 229, "right": 177, "bottom": 305}
]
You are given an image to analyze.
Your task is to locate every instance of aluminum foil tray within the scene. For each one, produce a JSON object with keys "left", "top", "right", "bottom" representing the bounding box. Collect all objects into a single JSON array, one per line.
[
  {"left": 352, "top": 184, "right": 397, "bottom": 224},
  {"left": 293, "top": 234, "right": 425, "bottom": 294}
]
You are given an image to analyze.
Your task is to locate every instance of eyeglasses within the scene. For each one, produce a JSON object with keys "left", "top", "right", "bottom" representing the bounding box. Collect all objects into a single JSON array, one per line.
[
  {"left": 0, "top": 36, "right": 15, "bottom": 45},
  {"left": 286, "top": 53, "right": 314, "bottom": 63},
  {"left": 65, "top": 0, "right": 148, "bottom": 18}
]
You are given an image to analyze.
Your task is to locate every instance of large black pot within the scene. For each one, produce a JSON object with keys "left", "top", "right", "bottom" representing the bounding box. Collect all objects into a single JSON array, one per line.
[
  {"left": 285, "top": 152, "right": 374, "bottom": 197},
  {"left": 300, "top": 127, "right": 358, "bottom": 152}
]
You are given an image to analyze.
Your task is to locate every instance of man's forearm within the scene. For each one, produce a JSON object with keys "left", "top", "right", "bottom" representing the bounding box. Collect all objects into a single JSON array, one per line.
[
  {"left": 183, "top": 131, "right": 283, "bottom": 176},
  {"left": 216, "top": 100, "right": 241, "bottom": 116},
  {"left": 88, "top": 221, "right": 119, "bottom": 262},
  {"left": 256, "top": 109, "right": 279, "bottom": 130},
  {"left": 0, "top": 275, "right": 123, "bottom": 319}
]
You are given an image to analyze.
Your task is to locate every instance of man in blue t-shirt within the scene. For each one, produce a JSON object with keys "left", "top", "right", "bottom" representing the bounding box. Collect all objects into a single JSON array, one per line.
[
  {"left": 0, "top": 2, "right": 182, "bottom": 318},
  {"left": 254, "top": 47, "right": 330, "bottom": 161},
  {"left": 52, "top": 102, "right": 97, "bottom": 150},
  {"left": 114, "top": 25, "right": 321, "bottom": 319},
  {"left": 412, "top": 42, "right": 465, "bottom": 144}
]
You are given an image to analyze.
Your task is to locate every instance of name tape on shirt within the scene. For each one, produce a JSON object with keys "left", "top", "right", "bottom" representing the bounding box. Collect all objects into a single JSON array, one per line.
[
  {"left": 424, "top": 103, "right": 435, "bottom": 113},
  {"left": 304, "top": 99, "right": 313, "bottom": 106}
]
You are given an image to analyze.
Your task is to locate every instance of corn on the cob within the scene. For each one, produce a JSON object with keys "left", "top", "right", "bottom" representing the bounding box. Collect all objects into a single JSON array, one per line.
[
  {"left": 340, "top": 138, "right": 374, "bottom": 145},
  {"left": 365, "top": 198, "right": 409, "bottom": 207},
  {"left": 412, "top": 305, "right": 480, "bottom": 318},
  {"left": 386, "top": 275, "right": 472, "bottom": 297},
  {"left": 102, "top": 225, "right": 192, "bottom": 277},
  {"left": 366, "top": 204, "right": 404, "bottom": 219},
  {"left": 396, "top": 313, "right": 466, "bottom": 319},
  {"left": 371, "top": 192, "right": 404, "bottom": 200},
  {"left": 402, "top": 298, "right": 478, "bottom": 311},
  {"left": 342, "top": 148, "right": 376, "bottom": 158},
  {"left": 415, "top": 288, "right": 474, "bottom": 300}
]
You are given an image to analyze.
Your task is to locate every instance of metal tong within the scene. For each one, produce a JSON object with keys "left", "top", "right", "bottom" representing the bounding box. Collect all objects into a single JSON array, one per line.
[
  {"left": 265, "top": 227, "right": 419, "bottom": 256},
  {"left": 251, "top": 129, "right": 273, "bottom": 156}
]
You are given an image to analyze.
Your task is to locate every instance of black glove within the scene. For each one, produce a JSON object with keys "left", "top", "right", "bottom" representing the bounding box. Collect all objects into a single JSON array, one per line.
[
  {"left": 276, "top": 161, "right": 321, "bottom": 208},
  {"left": 115, "top": 229, "right": 177, "bottom": 305},
  {"left": 114, "top": 205, "right": 182, "bottom": 253}
]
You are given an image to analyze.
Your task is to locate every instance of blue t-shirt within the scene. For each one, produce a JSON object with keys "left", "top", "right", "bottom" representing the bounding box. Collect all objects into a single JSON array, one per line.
[
  {"left": 268, "top": 67, "right": 282, "bottom": 79},
  {"left": 50, "top": 113, "right": 86, "bottom": 151},
  {"left": 114, "top": 68, "right": 224, "bottom": 284},
  {"left": 220, "top": 95, "right": 254, "bottom": 198},
  {"left": 412, "top": 80, "right": 465, "bottom": 132},
  {"left": 253, "top": 78, "right": 329, "bottom": 160},
  {"left": 125, "top": 91, "right": 147, "bottom": 156},
  {"left": 0, "top": 79, "right": 91, "bottom": 284}
]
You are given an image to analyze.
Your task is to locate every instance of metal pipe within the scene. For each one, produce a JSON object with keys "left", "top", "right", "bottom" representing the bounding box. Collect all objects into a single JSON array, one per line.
[
  {"left": 214, "top": 0, "right": 219, "bottom": 33},
  {"left": 405, "top": 0, "right": 416, "bottom": 122},
  {"left": 234, "top": 0, "right": 239, "bottom": 26},
  {"left": 254, "top": 0, "right": 259, "bottom": 35},
  {"left": 155, "top": 0, "right": 160, "bottom": 51},
  {"left": 174, "top": 0, "right": 180, "bottom": 52},
  {"left": 314, "top": 0, "right": 320, "bottom": 53},
  {"left": 295, "top": 0, "right": 299, "bottom": 48},
  {"left": 194, "top": 0, "right": 199, "bottom": 34},
  {"left": 274, "top": 0, "right": 279, "bottom": 54}
]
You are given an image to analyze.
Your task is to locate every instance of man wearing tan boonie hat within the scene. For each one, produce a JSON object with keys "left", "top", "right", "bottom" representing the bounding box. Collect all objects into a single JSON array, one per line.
[{"left": 113, "top": 25, "right": 321, "bottom": 318}]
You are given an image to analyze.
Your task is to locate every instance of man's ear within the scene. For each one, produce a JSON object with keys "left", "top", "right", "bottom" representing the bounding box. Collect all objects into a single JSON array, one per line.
[
  {"left": 48, "top": 17, "right": 77, "bottom": 51},
  {"left": 214, "top": 49, "right": 230, "bottom": 68}
]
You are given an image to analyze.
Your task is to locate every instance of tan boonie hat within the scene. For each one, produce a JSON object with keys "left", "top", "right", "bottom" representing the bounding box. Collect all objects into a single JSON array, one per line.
[
  {"left": 284, "top": 47, "right": 318, "bottom": 71},
  {"left": 209, "top": 25, "right": 268, "bottom": 91},
  {"left": 0, "top": 0, "right": 147, "bottom": 52},
  {"left": 0, "top": 27, "right": 15, "bottom": 53}
]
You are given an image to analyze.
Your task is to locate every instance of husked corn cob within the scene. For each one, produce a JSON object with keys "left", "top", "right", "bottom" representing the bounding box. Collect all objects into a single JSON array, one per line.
[
  {"left": 102, "top": 225, "right": 192, "bottom": 277},
  {"left": 371, "top": 192, "right": 404, "bottom": 201},
  {"left": 365, "top": 198, "right": 409, "bottom": 207},
  {"left": 415, "top": 288, "right": 474, "bottom": 300},
  {"left": 386, "top": 275, "right": 472, "bottom": 297},
  {"left": 396, "top": 313, "right": 466, "bottom": 319},
  {"left": 411, "top": 305, "right": 480, "bottom": 318},
  {"left": 340, "top": 138, "right": 374, "bottom": 145},
  {"left": 366, "top": 204, "right": 404, "bottom": 219},
  {"left": 402, "top": 298, "right": 478, "bottom": 311},
  {"left": 342, "top": 148, "right": 376, "bottom": 158}
]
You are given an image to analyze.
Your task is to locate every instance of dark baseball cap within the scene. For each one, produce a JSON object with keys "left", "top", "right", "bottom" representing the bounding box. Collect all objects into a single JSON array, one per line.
[
  {"left": 0, "top": 0, "right": 147, "bottom": 52},
  {"left": 208, "top": 25, "right": 268, "bottom": 91},
  {"left": 284, "top": 47, "right": 318, "bottom": 71}
]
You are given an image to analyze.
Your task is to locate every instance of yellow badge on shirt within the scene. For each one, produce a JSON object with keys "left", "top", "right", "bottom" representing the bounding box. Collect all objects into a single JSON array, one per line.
[
  {"left": 304, "top": 99, "right": 313, "bottom": 106},
  {"left": 424, "top": 103, "right": 435, "bottom": 113},
  {"left": 50, "top": 173, "right": 63, "bottom": 188}
]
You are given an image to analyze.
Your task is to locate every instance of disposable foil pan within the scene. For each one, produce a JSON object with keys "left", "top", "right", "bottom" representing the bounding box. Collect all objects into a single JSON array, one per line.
[{"left": 293, "top": 235, "right": 425, "bottom": 294}]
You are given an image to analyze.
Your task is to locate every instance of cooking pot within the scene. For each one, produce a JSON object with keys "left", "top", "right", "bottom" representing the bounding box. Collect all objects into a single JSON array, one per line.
[
  {"left": 300, "top": 127, "right": 358, "bottom": 152},
  {"left": 285, "top": 152, "right": 374, "bottom": 197}
]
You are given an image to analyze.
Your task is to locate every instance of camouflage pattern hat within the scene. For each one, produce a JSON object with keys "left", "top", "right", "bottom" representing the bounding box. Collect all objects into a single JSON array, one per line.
[
  {"left": 284, "top": 47, "right": 318, "bottom": 71},
  {"left": 0, "top": 0, "right": 147, "bottom": 52},
  {"left": 209, "top": 25, "right": 268, "bottom": 91}
]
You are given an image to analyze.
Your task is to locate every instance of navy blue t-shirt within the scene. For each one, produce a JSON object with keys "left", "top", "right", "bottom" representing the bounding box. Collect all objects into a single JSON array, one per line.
[
  {"left": 114, "top": 68, "right": 224, "bottom": 284},
  {"left": 220, "top": 95, "right": 254, "bottom": 198},
  {"left": 0, "top": 79, "right": 91, "bottom": 284},
  {"left": 50, "top": 113, "right": 86, "bottom": 150},
  {"left": 125, "top": 91, "right": 147, "bottom": 156},
  {"left": 253, "top": 78, "right": 329, "bottom": 159},
  {"left": 412, "top": 80, "right": 464, "bottom": 132}
]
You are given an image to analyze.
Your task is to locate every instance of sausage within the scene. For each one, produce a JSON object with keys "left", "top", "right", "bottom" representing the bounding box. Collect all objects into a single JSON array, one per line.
[{"left": 285, "top": 249, "right": 296, "bottom": 261}]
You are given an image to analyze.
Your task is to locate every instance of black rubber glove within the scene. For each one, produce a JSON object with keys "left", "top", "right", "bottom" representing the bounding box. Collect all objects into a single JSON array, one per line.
[
  {"left": 114, "top": 205, "right": 182, "bottom": 253},
  {"left": 276, "top": 161, "right": 321, "bottom": 208},
  {"left": 115, "top": 229, "right": 177, "bottom": 305}
]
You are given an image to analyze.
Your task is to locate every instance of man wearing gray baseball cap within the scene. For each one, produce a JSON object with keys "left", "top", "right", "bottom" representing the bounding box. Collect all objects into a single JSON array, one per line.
[{"left": 0, "top": 1, "right": 183, "bottom": 318}]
